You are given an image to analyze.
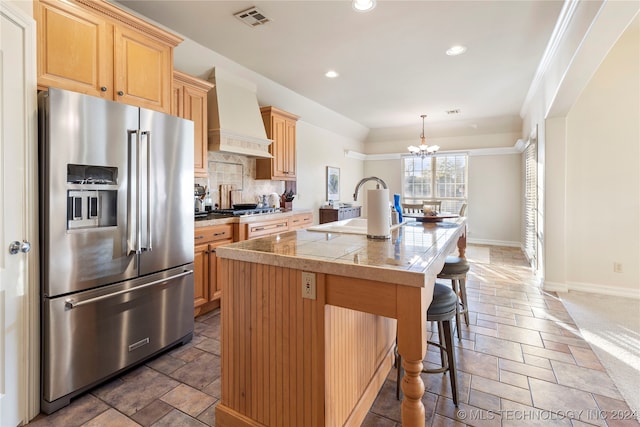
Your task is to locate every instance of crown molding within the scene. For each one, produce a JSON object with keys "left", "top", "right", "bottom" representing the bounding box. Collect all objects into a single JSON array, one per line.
[{"left": 345, "top": 140, "right": 525, "bottom": 161}]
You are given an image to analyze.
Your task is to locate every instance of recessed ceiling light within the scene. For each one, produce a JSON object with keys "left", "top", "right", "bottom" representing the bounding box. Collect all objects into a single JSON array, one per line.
[
  {"left": 446, "top": 45, "right": 467, "bottom": 56},
  {"left": 352, "top": 0, "right": 376, "bottom": 12},
  {"left": 325, "top": 70, "right": 339, "bottom": 78}
]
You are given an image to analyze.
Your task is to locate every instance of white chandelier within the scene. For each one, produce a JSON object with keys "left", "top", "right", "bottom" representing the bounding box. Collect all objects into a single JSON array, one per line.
[{"left": 408, "top": 115, "right": 439, "bottom": 158}]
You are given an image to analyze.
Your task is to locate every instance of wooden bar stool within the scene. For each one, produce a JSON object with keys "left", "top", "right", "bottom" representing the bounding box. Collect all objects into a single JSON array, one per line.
[
  {"left": 396, "top": 282, "right": 459, "bottom": 406},
  {"left": 437, "top": 256, "right": 470, "bottom": 337}
]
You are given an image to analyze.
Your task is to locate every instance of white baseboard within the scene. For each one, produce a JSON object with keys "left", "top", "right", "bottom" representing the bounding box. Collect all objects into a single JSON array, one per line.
[
  {"left": 544, "top": 280, "right": 640, "bottom": 299},
  {"left": 543, "top": 280, "right": 568, "bottom": 293},
  {"left": 467, "top": 238, "right": 521, "bottom": 247},
  {"left": 566, "top": 281, "right": 640, "bottom": 299}
]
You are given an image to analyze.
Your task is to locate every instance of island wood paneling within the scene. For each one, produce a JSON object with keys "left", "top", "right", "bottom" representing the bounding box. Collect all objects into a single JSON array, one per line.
[
  {"left": 217, "top": 259, "right": 397, "bottom": 427},
  {"left": 324, "top": 306, "right": 396, "bottom": 426},
  {"left": 218, "top": 259, "right": 325, "bottom": 427}
]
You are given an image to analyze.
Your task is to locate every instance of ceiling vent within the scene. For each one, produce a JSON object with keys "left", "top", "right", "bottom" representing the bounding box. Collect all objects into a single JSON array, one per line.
[
  {"left": 234, "top": 7, "right": 271, "bottom": 27},
  {"left": 446, "top": 109, "right": 461, "bottom": 115}
]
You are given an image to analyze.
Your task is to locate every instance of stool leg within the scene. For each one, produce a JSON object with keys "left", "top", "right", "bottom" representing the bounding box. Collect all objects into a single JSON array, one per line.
[
  {"left": 459, "top": 277, "right": 469, "bottom": 325},
  {"left": 442, "top": 319, "right": 459, "bottom": 407},
  {"left": 437, "top": 322, "right": 446, "bottom": 367},
  {"left": 452, "top": 279, "right": 463, "bottom": 339}
]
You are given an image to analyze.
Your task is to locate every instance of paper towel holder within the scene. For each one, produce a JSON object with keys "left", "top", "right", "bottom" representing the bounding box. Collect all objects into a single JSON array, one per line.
[
  {"left": 353, "top": 177, "right": 391, "bottom": 239},
  {"left": 366, "top": 187, "right": 391, "bottom": 240}
]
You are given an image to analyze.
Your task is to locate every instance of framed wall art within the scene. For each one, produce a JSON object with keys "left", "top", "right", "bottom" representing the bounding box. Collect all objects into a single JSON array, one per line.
[{"left": 326, "top": 166, "right": 340, "bottom": 201}]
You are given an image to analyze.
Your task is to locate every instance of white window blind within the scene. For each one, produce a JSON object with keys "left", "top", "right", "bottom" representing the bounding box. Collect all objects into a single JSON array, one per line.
[{"left": 524, "top": 142, "right": 537, "bottom": 267}]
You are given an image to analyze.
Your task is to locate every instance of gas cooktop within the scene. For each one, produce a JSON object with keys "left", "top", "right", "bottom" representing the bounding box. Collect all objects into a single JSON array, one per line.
[
  {"left": 195, "top": 207, "right": 281, "bottom": 219},
  {"left": 212, "top": 207, "right": 281, "bottom": 216}
]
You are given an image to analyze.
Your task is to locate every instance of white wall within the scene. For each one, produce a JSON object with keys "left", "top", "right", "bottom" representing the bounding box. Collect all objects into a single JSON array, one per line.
[
  {"left": 360, "top": 131, "right": 524, "bottom": 245},
  {"left": 467, "top": 154, "right": 522, "bottom": 246},
  {"left": 564, "top": 18, "right": 639, "bottom": 295},
  {"left": 295, "top": 121, "right": 365, "bottom": 223},
  {"left": 6, "top": 0, "right": 31, "bottom": 16},
  {"left": 520, "top": 0, "right": 640, "bottom": 297}
]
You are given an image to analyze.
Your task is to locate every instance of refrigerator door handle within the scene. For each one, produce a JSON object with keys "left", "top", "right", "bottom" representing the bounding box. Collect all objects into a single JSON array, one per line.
[
  {"left": 142, "top": 130, "right": 152, "bottom": 252},
  {"left": 64, "top": 269, "right": 194, "bottom": 309},
  {"left": 127, "top": 130, "right": 140, "bottom": 255},
  {"left": 135, "top": 129, "right": 143, "bottom": 254}
]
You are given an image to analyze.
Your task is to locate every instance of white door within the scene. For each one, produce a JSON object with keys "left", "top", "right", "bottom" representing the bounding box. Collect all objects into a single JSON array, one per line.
[{"left": 1, "top": 3, "right": 38, "bottom": 425}]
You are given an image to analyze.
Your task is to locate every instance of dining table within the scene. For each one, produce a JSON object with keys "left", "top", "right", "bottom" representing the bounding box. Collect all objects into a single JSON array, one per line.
[{"left": 403, "top": 212, "right": 460, "bottom": 222}]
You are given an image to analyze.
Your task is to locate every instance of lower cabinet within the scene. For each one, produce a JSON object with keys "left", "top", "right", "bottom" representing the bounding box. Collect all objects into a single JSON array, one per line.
[
  {"left": 236, "top": 217, "right": 289, "bottom": 241},
  {"left": 289, "top": 212, "right": 312, "bottom": 230},
  {"left": 193, "top": 224, "right": 233, "bottom": 316},
  {"left": 319, "top": 206, "right": 361, "bottom": 224},
  {"left": 236, "top": 212, "right": 313, "bottom": 240},
  {"left": 194, "top": 212, "right": 312, "bottom": 316}
]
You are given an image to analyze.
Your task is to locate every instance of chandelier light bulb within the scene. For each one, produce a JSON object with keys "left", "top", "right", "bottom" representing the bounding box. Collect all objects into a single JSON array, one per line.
[{"left": 408, "top": 115, "right": 439, "bottom": 158}]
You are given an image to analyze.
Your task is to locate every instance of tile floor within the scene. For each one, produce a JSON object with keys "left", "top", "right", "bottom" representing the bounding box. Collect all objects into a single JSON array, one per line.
[{"left": 27, "top": 245, "right": 638, "bottom": 427}]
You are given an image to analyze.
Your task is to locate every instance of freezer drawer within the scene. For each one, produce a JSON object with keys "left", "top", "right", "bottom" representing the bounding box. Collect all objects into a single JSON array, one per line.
[{"left": 41, "top": 265, "right": 194, "bottom": 413}]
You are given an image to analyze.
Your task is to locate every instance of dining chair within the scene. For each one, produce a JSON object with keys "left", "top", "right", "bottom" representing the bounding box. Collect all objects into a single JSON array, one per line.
[
  {"left": 422, "top": 200, "right": 441, "bottom": 214},
  {"left": 401, "top": 201, "right": 441, "bottom": 215},
  {"left": 400, "top": 203, "right": 424, "bottom": 215},
  {"left": 458, "top": 202, "right": 467, "bottom": 216}
]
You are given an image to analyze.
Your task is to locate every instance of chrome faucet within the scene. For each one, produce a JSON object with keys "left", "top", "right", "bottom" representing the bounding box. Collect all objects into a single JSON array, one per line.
[{"left": 353, "top": 176, "right": 388, "bottom": 201}]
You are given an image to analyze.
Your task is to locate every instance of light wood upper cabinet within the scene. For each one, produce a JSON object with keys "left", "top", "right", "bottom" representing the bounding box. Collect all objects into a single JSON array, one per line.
[
  {"left": 35, "top": 0, "right": 113, "bottom": 98},
  {"left": 113, "top": 25, "right": 173, "bottom": 113},
  {"left": 172, "top": 71, "right": 214, "bottom": 178},
  {"left": 35, "top": 0, "right": 182, "bottom": 114},
  {"left": 256, "top": 106, "right": 299, "bottom": 181}
]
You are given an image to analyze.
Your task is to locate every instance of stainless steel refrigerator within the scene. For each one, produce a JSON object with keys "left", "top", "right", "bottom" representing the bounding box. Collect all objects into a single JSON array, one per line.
[{"left": 38, "top": 88, "right": 195, "bottom": 413}]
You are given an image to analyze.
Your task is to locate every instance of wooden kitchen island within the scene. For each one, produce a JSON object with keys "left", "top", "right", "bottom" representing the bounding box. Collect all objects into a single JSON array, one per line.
[{"left": 215, "top": 218, "right": 466, "bottom": 427}]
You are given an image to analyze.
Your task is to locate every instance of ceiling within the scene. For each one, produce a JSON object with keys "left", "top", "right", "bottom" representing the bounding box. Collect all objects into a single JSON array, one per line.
[{"left": 116, "top": 0, "right": 565, "bottom": 135}]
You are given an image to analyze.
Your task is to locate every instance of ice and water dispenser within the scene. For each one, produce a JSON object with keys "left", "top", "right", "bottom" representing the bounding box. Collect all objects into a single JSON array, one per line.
[{"left": 67, "top": 164, "right": 118, "bottom": 230}]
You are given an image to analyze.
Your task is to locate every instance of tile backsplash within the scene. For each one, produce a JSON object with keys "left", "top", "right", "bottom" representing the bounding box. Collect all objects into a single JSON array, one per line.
[{"left": 195, "top": 151, "right": 284, "bottom": 207}]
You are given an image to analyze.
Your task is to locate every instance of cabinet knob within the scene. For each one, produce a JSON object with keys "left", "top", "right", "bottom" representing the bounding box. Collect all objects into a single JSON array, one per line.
[
  {"left": 100, "top": 86, "right": 107, "bottom": 92},
  {"left": 117, "top": 90, "right": 124, "bottom": 96}
]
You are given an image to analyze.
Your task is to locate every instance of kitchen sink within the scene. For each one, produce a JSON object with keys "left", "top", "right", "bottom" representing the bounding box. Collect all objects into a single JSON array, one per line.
[{"left": 307, "top": 218, "right": 403, "bottom": 235}]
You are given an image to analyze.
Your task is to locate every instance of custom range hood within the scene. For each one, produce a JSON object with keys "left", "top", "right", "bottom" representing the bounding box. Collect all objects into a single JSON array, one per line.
[{"left": 207, "top": 67, "right": 273, "bottom": 158}]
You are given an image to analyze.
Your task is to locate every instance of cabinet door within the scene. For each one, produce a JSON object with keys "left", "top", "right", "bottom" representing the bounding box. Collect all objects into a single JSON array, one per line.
[
  {"left": 193, "top": 243, "right": 209, "bottom": 308},
  {"left": 172, "top": 82, "right": 184, "bottom": 117},
  {"left": 271, "top": 114, "right": 288, "bottom": 179},
  {"left": 35, "top": 0, "right": 113, "bottom": 98},
  {"left": 114, "top": 25, "right": 172, "bottom": 113},
  {"left": 208, "top": 240, "right": 231, "bottom": 301},
  {"left": 284, "top": 118, "right": 297, "bottom": 178},
  {"left": 257, "top": 107, "right": 298, "bottom": 180},
  {"left": 183, "top": 85, "right": 208, "bottom": 177},
  {"left": 319, "top": 209, "right": 337, "bottom": 224}
]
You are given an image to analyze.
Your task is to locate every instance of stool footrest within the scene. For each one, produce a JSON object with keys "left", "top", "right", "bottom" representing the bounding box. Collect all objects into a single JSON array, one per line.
[
  {"left": 425, "top": 339, "right": 450, "bottom": 374},
  {"left": 422, "top": 366, "right": 448, "bottom": 374}
]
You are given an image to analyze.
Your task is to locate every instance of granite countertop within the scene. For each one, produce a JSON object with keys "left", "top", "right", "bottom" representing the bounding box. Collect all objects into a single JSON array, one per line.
[
  {"left": 194, "top": 209, "right": 312, "bottom": 228},
  {"left": 216, "top": 218, "right": 465, "bottom": 287}
]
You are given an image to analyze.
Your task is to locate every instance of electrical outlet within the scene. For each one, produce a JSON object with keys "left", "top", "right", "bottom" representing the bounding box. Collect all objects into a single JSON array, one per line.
[
  {"left": 301, "top": 272, "right": 316, "bottom": 300},
  {"left": 613, "top": 262, "right": 623, "bottom": 273}
]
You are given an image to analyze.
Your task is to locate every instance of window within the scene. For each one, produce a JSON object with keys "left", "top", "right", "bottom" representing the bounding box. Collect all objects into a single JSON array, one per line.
[{"left": 403, "top": 154, "right": 468, "bottom": 213}]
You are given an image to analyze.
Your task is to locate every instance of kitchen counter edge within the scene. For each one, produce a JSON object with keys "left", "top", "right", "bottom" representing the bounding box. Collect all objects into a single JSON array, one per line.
[
  {"left": 194, "top": 209, "right": 312, "bottom": 228},
  {"left": 216, "top": 219, "right": 466, "bottom": 288}
]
